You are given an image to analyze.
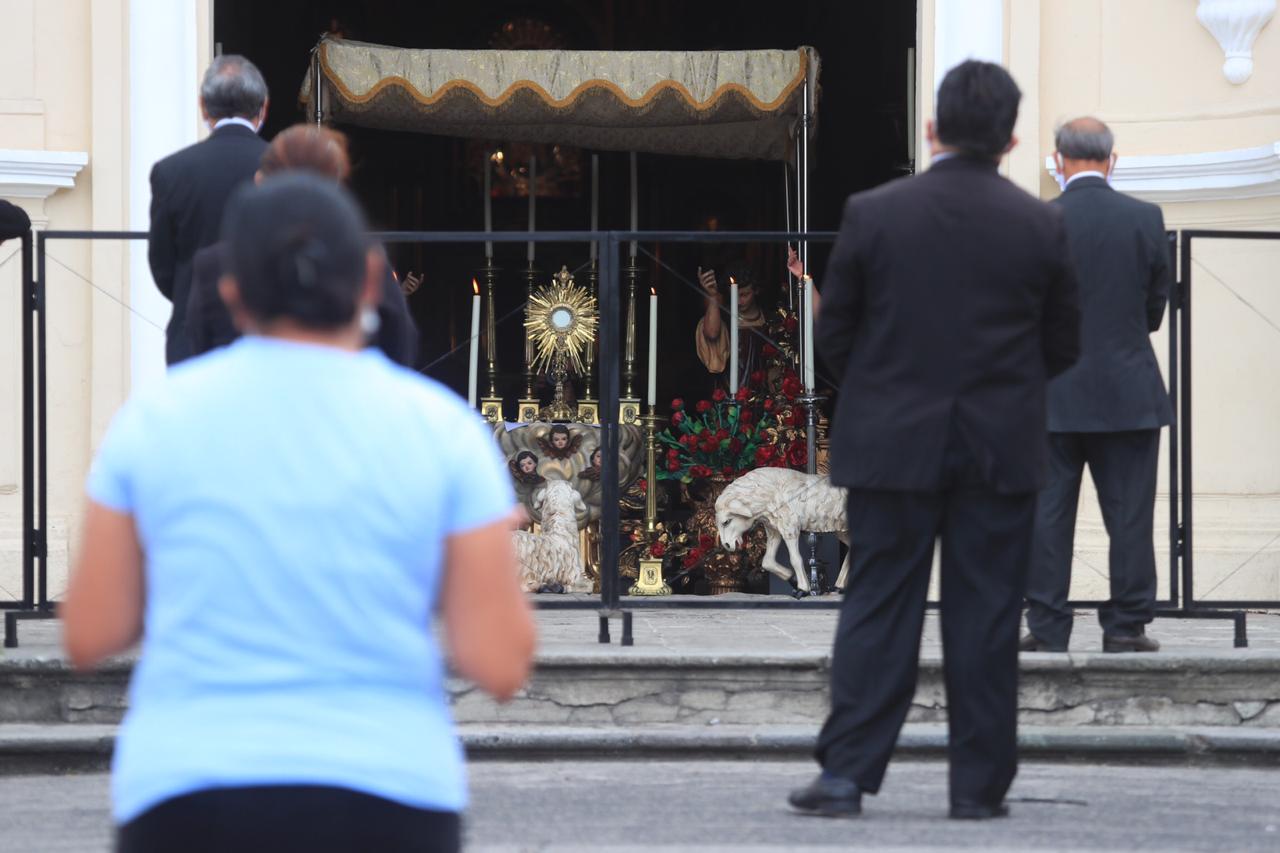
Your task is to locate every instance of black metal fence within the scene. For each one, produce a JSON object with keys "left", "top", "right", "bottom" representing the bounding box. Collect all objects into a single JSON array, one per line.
[{"left": 5, "top": 227, "right": 1279, "bottom": 647}]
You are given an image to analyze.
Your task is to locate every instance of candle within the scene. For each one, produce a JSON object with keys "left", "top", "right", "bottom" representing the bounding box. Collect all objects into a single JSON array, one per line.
[
  {"left": 802, "top": 276, "right": 815, "bottom": 393},
  {"left": 728, "top": 276, "right": 739, "bottom": 395},
  {"left": 647, "top": 288, "right": 658, "bottom": 407},
  {"left": 483, "top": 150, "right": 493, "bottom": 259},
  {"left": 527, "top": 154, "right": 537, "bottom": 263},
  {"left": 590, "top": 154, "right": 599, "bottom": 261},
  {"left": 629, "top": 151, "right": 638, "bottom": 258},
  {"left": 468, "top": 279, "right": 481, "bottom": 407}
]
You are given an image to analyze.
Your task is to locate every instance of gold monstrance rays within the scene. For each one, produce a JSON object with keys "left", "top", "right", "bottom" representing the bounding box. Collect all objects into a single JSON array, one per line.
[{"left": 526, "top": 266, "right": 598, "bottom": 376}]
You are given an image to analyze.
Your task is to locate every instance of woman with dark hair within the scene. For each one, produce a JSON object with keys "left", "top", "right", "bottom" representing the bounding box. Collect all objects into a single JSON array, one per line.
[
  {"left": 186, "top": 123, "right": 417, "bottom": 366},
  {"left": 62, "top": 175, "right": 534, "bottom": 853}
]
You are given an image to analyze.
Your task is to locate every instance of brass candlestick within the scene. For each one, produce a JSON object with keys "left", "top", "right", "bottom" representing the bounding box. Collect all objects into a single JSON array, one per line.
[
  {"left": 518, "top": 262, "right": 541, "bottom": 423},
  {"left": 631, "top": 408, "right": 670, "bottom": 596},
  {"left": 619, "top": 259, "right": 642, "bottom": 425},
  {"left": 479, "top": 258, "right": 503, "bottom": 424},
  {"left": 577, "top": 259, "right": 600, "bottom": 425}
]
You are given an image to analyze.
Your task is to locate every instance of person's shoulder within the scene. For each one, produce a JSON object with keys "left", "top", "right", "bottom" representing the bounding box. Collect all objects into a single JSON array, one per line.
[{"left": 192, "top": 242, "right": 227, "bottom": 277}]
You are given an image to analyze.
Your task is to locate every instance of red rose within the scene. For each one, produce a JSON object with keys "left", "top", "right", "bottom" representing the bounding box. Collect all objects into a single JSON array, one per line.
[
  {"left": 782, "top": 375, "right": 804, "bottom": 399},
  {"left": 784, "top": 315, "right": 799, "bottom": 334},
  {"left": 671, "top": 411, "right": 685, "bottom": 426},
  {"left": 721, "top": 466, "right": 734, "bottom": 478},
  {"left": 699, "top": 535, "right": 715, "bottom": 551},
  {"left": 715, "top": 428, "right": 729, "bottom": 441},
  {"left": 729, "top": 437, "right": 743, "bottom": 453},
  {"left": 762, "top": 344, "right": 779, "bottom": 358},
  {"left": 712, "top": 388, "right": 727, "bottom": 403},
  {"left": 788, "top": 441, "right": 808, "bottom": 467},
  {"left": 671, "top": 398, "right": 684, "bottom": 411},
  {"left": 754, "top": 446, "right": 774, "bottom": 466},
  {"left": 666, "top": 459, "right": 681, "bottom": 472},
  {"left": 683, "top": 548, "right": 704, "bottom": 568},
  {"left": 650, "top": 541, "right": 666, "bottom": 557},
  {"left": 763, "top": 397, "right": 776, "bottom": 412},
  {"left": 734, "top": 386, "right": 751, "bottom": 403},
  {"left": 787, "top": 408, "right": 805, "bottom": 427},
  {"left": 750, "top": 370, "right": 765, "bottom": 386},
  {"left": 696, "top": 400, "right": 712, "bottom": 413},
  {"left": 739, "top": 407, "right": 755, "bottom": 424}
]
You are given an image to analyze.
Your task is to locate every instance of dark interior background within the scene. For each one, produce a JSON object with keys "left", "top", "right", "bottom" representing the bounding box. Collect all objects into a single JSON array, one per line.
[{"left": 214, "top": 0, "right": 917, "bottom": 411}]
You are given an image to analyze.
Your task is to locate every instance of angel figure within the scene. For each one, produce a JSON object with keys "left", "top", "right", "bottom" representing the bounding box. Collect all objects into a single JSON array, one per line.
[
  {"left": 509, "top": 450, "right": 546, "bottom": 486},
  {"left": 537, "top": 424, "right": 584, "bottom": 460}
]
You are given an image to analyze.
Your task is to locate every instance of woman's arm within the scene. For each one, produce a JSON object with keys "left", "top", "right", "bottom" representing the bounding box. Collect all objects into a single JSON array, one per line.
[
  {"left": 61, "top": 502, "right": 145, "bottom": 670},
  {"left": 440, "top": 514, "right": 536, "bottom": 702}
]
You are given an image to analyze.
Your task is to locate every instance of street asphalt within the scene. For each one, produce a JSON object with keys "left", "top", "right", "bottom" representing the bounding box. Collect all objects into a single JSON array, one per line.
[{"left": 3, "top": 758, "right": 1278, "bottom": 852}]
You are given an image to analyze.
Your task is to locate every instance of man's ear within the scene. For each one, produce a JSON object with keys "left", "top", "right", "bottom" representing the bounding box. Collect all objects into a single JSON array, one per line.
[
  {"left": 1002, "top": 133, "right": 1019, "bottom": 156},
  {"left": 256, "top": 98, "right": 270, "bottom": 131},
  {"left": 218, "top": 275, "right": 253, "bottom": 332},
  {"left": 361, "top": 248, "right": 385, "bottom": 308}
]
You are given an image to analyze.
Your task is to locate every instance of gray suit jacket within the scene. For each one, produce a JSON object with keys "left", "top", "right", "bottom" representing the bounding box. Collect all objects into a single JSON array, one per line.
[{"left": 1047, "top": 177, "right": 1173, "bottom": 432}]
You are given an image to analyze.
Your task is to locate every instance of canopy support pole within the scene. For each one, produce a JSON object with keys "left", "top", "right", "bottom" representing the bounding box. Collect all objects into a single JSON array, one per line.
[{"left": 311, "top": 43, "right": 325, "bottom": 125}]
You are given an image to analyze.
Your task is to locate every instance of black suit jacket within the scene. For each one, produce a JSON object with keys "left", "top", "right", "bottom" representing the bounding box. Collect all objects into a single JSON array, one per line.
[
  {"left": 817, "top": 156, "right": 1081, "bottom": 494},
  {"left": 1046, "top": 177, "right": 1172, "bottom": 432},
  {"left": 186, "top": 241, "right": 419, "bottom": 367},
  {"left": 148, "top": 124, "right": 267, "bottom": 365}
]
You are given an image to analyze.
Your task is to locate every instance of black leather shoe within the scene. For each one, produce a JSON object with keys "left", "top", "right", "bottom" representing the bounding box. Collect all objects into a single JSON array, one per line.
[
  {"left": 1019, "top": 632, "right": 1067, "bottom": 653},
  {"left": 950, "top": 801, "right": 1010, "bottom": 820},
  {"left": 1103, "top": 631, "right": 1160, "bottom": 653},
  {"left": 788, "top": 774, "right": 862, "bottom": 818}
]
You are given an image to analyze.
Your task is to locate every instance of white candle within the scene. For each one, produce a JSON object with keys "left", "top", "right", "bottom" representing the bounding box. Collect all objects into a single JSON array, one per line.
[
  {"left": 590, "top": 154, "right": 599, "bottom": 261},
  {"left": 728, "top": 277, "right": 739, "bottom": 395},
  {"left": 483, "top": 150, "right": 493, "bottom": 259},
  {"left": 803, "top": 276, "right": 815, "bottom": 393},
  {"left": 647, "top": 288, "right": 658, "bottom": 407},
  {"left": 527, "top": 154, "right": 537, "bottom": 263},
  {"left": 468, "top": 279, "right": 481, "bottom": 407},
  {"left": 629, "top": 151, "right": 638, "bottom": 258}
]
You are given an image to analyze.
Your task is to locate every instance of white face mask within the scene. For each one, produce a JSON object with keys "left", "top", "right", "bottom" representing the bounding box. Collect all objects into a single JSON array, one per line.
[
  {"left": 1105, "top": 152, "right": 1118, "bottom": 186},
  {"left": 1054, "top": 154, "right": 1066, "bottom": 191}
]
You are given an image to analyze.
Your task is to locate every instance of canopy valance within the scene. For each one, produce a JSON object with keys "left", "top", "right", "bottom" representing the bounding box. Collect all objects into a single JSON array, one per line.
[{"left": 300, "top": 37, "right": 818, "bottom": 160}]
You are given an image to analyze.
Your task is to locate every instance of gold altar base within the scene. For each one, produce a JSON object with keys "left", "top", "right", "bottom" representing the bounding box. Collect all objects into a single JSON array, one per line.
[
  {"left": 631, "top": 556, "right": 671, "bottom": 596},
  {"left": 480, "top": 397, "right": 504, "bottom": 425},
  {"left": 517, "top": 398, "right": 541, "bottom": 424},
  {"left": 576, "top": 399, "right": 599, "bottom": 425},
  {"left": 619, "top": 397, "right": 641, "bottom": 426}
]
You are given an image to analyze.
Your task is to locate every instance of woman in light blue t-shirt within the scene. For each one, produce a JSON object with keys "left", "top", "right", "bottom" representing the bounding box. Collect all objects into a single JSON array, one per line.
[{"left": 62, "top": 175, "right": 536, "bottom": 853}]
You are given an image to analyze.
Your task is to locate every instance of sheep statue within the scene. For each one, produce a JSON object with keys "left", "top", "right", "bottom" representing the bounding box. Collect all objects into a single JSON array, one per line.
[
  {"left": 514, "top": 479, "right": 589, "bottom": 593},
  {"left": 714, "top": 467, "right": 850, "bottom": 593}
]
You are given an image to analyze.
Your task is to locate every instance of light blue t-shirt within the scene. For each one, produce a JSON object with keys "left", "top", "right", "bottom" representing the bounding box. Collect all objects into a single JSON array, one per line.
[{"left": 86, "top": 336, "right": 514, "bottom": 823}]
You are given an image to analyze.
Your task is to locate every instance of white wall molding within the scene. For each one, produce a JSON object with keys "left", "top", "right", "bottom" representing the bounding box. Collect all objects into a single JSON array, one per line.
[
  {"left": 933, "top": 0, "right": 1004, "bottom": 95},
  {"left": 1045, "top": 142, "right": 1280, "bottom": 202},
  {"left": 0, "top": 149, "right": 88, "bottom": 200},
  {"left": 1196, "top": 0, "right": 1276, "bottom": 84}
]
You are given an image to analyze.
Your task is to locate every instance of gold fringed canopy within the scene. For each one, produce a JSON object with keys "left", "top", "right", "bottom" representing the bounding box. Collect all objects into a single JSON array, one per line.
[{"left": 299, "top": 37, "right": 819, "bottom": 161}]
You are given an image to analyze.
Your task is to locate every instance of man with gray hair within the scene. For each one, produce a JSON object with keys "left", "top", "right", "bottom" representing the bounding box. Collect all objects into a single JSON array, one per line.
[
  {"left": 148, "top": 55, "right": 269, "bottom": 365},
  {"left": 1022, "top": 117, "right": 1172, "bottom": 654}
]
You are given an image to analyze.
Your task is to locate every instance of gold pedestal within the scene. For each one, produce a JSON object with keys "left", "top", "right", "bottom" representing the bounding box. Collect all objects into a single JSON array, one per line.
[
  {"left": 517, "top": 398, "right": 540, "bottom": 424},
  {"left": 619, "top": 398, "right": 642, "bottom": 425},
  {"left": 480, "top": 397, "right": 504, "bottom": 425},
  {"left": 632, "top": 556, "right": 671, "bottom": 596},
  {"left": 576, "top": 399, "right": 599, "bottom": 425}
]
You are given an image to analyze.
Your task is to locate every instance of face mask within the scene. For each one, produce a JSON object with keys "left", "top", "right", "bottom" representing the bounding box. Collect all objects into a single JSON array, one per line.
[
  {"left": 1054, "top": 154, "right": 1066, "bottom": 191},
  {"left": 1105, "top": 152, "right": 1118, "bottom": 186}
]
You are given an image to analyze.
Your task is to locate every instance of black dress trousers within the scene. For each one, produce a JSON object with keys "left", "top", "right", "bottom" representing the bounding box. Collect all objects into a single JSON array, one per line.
[
  {"left": 1026, "top": 429, "right": 1161, "bottom": 647},
  {"left": 815, "top": 437, "right": 1035, "bottom": 807}
]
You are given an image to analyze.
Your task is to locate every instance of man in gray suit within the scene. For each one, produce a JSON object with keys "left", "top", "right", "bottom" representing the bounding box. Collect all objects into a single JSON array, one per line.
[{"left": 1023, "top": 117, "right": 1171, "bottom": 654}]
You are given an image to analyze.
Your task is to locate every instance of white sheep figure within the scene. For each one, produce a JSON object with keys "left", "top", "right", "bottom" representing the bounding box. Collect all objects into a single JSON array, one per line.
[
  {"left": 514, "top": 479, "right": 589, "bottom": 593},
  {"left": 715, "top": 467, "right": 850, "bottom": 593}
]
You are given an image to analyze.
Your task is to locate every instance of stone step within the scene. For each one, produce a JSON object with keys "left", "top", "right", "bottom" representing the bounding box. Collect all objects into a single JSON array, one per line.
[
  {"left": 4, "top": 649, "right": 1279, "bottom": 729},
  {"left": 4, "top": 722, "right": 1279, "bottom": 776}
]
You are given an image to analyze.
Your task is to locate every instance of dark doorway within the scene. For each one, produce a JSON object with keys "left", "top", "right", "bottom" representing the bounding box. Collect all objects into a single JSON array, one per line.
[{"left": 213, "top": 0, "right": 916, "bottom": 406}]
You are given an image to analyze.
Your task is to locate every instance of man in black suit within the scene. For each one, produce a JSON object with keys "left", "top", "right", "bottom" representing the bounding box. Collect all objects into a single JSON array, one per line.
[
  {"left": 148, "top": 55, "right": 269, "bottom": 365},
  {"left": 789, "top": 61, "right": 1080, "bottom": 820},
  {"left": 1022, "top": 118, "right": 1172, "bottom": 655}
]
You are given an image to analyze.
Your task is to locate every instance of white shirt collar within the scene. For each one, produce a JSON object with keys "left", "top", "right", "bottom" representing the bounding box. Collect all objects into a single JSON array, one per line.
[
  {"left": 212, "top": 116, "right": 259, "bottom": 133},
  {"left": 1065, "top": 170, "right": 1106, "bottom": 187}
]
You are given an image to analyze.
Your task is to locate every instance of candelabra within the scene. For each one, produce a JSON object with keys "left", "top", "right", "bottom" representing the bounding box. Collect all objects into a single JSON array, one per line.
[
  {"left": 631, "top": 408, "right": 671, "bottom": 595},
  {"left": 798, "top": 392, "right": 827, "bottom": 597},
  {"left": 479, "top": 258, "right": 503, "bottom": 424},
  {"left": 517, "top": 262, "right": 541, "bottom": 424},
  {"left": 577, "top": 259, "right": 600, "bottom": 425},
  {"left": 619, "top": 259, "right": 642, "bottom": 425}
]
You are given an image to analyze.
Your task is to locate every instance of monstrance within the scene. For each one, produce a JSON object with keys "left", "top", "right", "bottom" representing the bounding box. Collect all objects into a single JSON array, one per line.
[{"left": 526, "top": 265, "right": 598, "bottom": 422}]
